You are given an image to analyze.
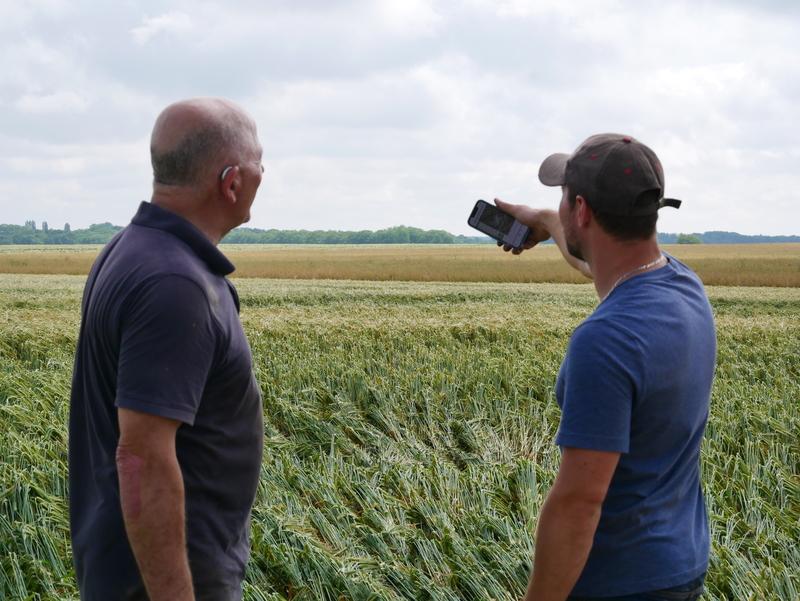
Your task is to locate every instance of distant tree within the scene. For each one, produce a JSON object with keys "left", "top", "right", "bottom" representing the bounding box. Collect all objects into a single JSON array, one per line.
[
  {"left": 72, "top": 222, "right": 122, "bottom": 244},
  {"left": 64, "top": 223, "right": 71, "bottom": 232},
  {"left": 45, "top": 230, "right": 73, "bottom": 244},
  {"left": 42, "top": 221, "right": 49, "bottom": 233},
  {"left": 677, "top": 233, "right": 703, "bottom": 244},
  {"left": 382, "top": 226, "right": 411, "bottom": 243},
  {"left": 25, "top": 220, "right": 36, "bottom": 231},
  {"left": 13, "top": 230, "right": 37, "bottom": 243},
  {"left": 352, "top": 230, "right": 374, "bottom": 244}
]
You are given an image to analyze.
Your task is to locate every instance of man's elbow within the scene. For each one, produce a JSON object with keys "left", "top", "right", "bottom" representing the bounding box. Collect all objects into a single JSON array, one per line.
[
  {"left": 548, "top": 486, "right": 606, "bottom": 523},
  {"left": 116, "top": 444, "right": 146, "bottom": 520},
  {"left": 116, "top": 442, "right": 146, "bottom": 477}
]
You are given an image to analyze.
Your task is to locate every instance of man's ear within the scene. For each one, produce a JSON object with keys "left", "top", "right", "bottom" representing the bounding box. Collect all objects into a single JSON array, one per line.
[
  {"left": 220, "top": 165, "right": 240, "bottom": 205},
  {"left": 574, "top": 195, "right": 592, "bottom": 228}
]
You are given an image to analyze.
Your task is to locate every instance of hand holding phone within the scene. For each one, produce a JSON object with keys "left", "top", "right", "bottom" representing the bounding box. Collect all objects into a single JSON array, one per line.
[{"left": 467, "top": 199, "right": 531, "bottom": 249}]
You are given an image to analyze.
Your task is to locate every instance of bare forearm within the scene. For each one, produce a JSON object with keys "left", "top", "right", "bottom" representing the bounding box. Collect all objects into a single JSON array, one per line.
[
  {"left": 117, "top": 447, "right": 194, "bottom": 601},
  {"left": 522, "top": 492, "right": 601, "bottom": 601}
]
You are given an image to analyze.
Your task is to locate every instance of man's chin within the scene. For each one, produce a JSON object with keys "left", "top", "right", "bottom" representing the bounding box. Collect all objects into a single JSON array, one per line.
[{"left": 567, "top": 243, "right": 585, "bottom": 262}]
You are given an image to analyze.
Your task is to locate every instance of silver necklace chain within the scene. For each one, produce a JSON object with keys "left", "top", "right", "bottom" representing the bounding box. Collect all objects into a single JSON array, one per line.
[{"left": 601, "top": 254, "right": 666, "bottom": 303}]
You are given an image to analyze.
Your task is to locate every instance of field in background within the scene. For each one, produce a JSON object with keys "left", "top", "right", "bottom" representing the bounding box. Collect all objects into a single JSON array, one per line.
[
  {"left": 1, "top": 275, "right": 798, "bottom": 600},
  {"left": 0, "top": 243, "right": 798, "bottom": 286}
]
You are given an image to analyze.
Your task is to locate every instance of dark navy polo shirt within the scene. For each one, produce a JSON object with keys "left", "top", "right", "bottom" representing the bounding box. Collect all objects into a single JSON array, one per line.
[{"left": 69, "top": 201, "right": 263, "bottom": 601}]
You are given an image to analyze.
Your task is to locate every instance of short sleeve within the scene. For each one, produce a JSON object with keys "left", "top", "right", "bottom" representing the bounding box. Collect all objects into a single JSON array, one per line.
[
  {"left": 116, "top": 275, "right": 218, "bottom": 425},
  {"left": 555, "top": 320, "right": 643, "bottom": 453}
]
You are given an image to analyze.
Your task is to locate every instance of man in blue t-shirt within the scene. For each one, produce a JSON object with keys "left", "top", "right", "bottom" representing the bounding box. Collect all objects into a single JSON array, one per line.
[
  {"left": 495, "top": 134, "right": 716, "bottom": 600},
  {"left": 70, "top": 98, "right": 266, "bottom": 600}
]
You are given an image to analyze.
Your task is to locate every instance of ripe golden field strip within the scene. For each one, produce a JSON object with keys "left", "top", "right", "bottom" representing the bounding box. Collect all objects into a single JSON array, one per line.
[{"left": 0, "top": 243, "right": 797, "bottom": 286}]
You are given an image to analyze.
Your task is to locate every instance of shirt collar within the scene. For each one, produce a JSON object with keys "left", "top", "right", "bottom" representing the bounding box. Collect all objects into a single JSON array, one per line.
[{"left": 131, "top": 201, "right": 235, "bottom": 276}]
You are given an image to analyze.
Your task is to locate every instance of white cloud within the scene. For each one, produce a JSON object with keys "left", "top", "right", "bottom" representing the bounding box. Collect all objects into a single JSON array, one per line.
[
  {"left": 372, "top": 0, "right": 443, "bottom": 35},
  {"left": 4, "top": 156, "right": 87, "bottom": 175},
  {"left": 15, "top": 90, "right": 90, "bottom": 114},
  {"left": 0, "top": 137, "right": 150, "bottom": 228},
  {"left": 0, "top": 38, "right": 80, "bottom": 92},
  {"left": 131, "top": 11, "right": 194, "bottom": 45},
  {"left": 255, "top": 155, "right": 540, "bottom": 233},
  {"left": 0, "top": 0, "right": 72, "bottom": 33}
]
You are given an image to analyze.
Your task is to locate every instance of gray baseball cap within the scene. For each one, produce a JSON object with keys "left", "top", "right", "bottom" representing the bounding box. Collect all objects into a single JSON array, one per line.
[{"left": 538, "top": 133, "right": 682, "bottom": 216}]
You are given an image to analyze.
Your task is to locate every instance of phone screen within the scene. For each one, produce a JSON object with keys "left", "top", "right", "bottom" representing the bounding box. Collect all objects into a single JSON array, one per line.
[{"left": 478, "top": 203, "right": 515, "bottom": 235}]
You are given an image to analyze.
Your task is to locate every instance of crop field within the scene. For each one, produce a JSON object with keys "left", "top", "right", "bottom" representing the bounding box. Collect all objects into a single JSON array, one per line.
[
  {"left": 0, "top": 243, "right": 798, "bottom": 286},
  {"left": 1, "top": 275, "right": 799, "bottom": 600}
]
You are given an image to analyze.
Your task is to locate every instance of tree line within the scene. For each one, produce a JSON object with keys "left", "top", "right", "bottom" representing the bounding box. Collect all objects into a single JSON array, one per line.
[
  {"left": 224, "top": 225, "right": 491, "bottom": 244},
  {"left": 0, "top": 222, "right": 122, "bottom": 244},
  {"left": 0, "top": 222, "right": 490, "bottom": 245},
  {"left": 2, "top": 221, "right": 798, "bottom": 245}
]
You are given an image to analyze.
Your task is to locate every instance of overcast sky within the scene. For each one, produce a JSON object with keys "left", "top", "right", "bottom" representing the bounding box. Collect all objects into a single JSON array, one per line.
[{"left": 1, "top": 0, "right": 798, "bottom": 235}]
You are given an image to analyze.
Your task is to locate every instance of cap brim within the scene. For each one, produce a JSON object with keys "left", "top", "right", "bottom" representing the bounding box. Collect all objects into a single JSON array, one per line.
[{"left": 538, "top": 153, "right": 570, "bottom": 186}]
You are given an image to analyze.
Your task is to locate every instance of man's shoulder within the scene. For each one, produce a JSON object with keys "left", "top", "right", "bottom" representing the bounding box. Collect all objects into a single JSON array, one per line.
[
  {"left": 107, "top": 223, "right": 218, "bottom": 286},
  {"left": 570, "top": 298, "right": 664, "bottom": 368},
  {"left": 572, "top": 315, "right": 613, "bottom": 342},
  {"left": 568, "top": 315, "right": 642, "bottom": 365},
  {"left": 580, "top": 257, "right": 715, "bottom": 362},
  {"left": 86, "top": 223, "right": 225, "bottom": 323},
  {"left": 663, "top": 253, "right": 706, "bottom": 287},
  {"left": 603, "top": 256, "right": 711, "bottom": 318}
]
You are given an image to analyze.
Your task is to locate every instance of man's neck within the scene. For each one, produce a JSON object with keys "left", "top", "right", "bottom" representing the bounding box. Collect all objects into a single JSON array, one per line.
[
  {"left": 588, "top": 236, "right": 663, "bottom": 301},
  {"left": 151, "top": 191, "right": 225, "bottom": 245}
]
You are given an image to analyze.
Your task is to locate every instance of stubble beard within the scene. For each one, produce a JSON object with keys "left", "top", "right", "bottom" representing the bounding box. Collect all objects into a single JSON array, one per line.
[{"left": 564, "top": 224, "right": 585, "bottom": 262}]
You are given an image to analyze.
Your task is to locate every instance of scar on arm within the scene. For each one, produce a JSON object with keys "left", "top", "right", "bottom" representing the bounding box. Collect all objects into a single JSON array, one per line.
[{"left": 116, "top": 447, "right": 145, "bottom": 519}]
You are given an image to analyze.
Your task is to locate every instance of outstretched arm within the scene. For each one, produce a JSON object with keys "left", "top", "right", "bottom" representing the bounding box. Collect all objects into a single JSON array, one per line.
[{"left": 494, "top": 199, "right": 592, "bottom": 279}]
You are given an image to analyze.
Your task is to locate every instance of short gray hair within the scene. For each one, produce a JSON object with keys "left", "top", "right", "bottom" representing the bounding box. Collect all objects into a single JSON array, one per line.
[{"left": 151, "top": 119, "right": 250, "bottom": 186}]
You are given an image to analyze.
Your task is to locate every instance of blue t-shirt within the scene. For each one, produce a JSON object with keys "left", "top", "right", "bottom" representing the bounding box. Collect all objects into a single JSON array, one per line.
[
  {"left": 555, "top": 255, "right": 716, "bottom": 597},
  {"left": 69, "top": 202, "right": 263, "bottom": 601}
]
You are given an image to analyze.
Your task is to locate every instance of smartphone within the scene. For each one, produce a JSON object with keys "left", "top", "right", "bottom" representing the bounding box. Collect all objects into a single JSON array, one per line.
[{"left": 468, "top": 199, "right": 530, "bottom": 249}]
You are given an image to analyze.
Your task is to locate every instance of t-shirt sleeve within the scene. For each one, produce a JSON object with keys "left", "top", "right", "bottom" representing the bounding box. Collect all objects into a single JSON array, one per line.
[
  {"left": 555, "top": 320, "right": 643, "bottom": 453},
  {"left": 116, "top": 275, "right": 218, "bottom": 425}
]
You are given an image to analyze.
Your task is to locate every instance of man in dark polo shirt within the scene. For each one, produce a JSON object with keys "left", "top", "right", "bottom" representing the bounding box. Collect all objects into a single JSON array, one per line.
[{"left": 69, "top": 98, "right": 265, "bottom": 601}]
